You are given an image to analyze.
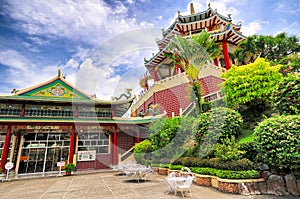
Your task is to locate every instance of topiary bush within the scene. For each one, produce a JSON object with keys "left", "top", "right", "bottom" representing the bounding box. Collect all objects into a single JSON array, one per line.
[
  {"left": 273, "top": 73, "right": 300, "bottom": 115},
  {"left": 134, "top": 139, "right": 153, "bottom": 165},
  {"left": 254, "top": 115, "right": 300, "bottom": 172},
  {"left": 193, "top": 107, "right": 243, "bottom": 145}
]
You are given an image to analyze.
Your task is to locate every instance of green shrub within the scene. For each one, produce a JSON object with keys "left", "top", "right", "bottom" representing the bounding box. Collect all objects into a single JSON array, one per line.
[
  {"left": 64, "top": 163, "right": 75, "bottom": 172},
  {"left": 215, "top": 169, "right": 260, "bottom": 179},
  {"left": 159, "top": 164, "right": 170, "bottom": 168},
  {"left": 214, "top": 136, "right": 246, "bottom": 161},
  {"left": 193, "top": 107, "right": 243, "bottom": 145},
  {"left": 239, "top": 141, "right": 258, "bottom": 161},
  {"left": 190, "top": 167, "right": 260, "bottom": 179},
  {"left": 173, "top": 157, "right": 255, "bottom": 171},
  {"left": 207, "top": 158, "right": 255, "bottom": 171},
  {"left": 169, "top": 164, "right": 183, "bottom": 170},
  {"left": 134, "top": 139, "right": 153, "bottom": 153},
  {"left": 273, "top": 74, "right": 300, "bottom": 115},
  {"left": 151, "top": 163, "right": 160, "bottom": 167},
  {"left": 254, "top": 115, "right": 300, "bottom": 172},
  {"left": 134, "top": 140, "right": 153, "bottom": 165}
]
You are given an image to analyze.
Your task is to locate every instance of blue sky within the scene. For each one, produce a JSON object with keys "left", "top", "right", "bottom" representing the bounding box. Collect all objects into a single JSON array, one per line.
[{"left": 0, "top": 0, "right": 299, "bottom": 99}]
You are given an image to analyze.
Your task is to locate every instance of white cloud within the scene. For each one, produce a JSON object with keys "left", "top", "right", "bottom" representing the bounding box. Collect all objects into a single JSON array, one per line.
[
  {"left": 241, "top": 20, "right": 268, "bottom": 36},
  {"left": 4, "top": 0, "right": 151, "bottom": 45},
  {"left": 0, "top": 49, "right": 60, "bottom": 90},
  {"left": 127, "top": 0, "right": 135, "bottom": 4},
  {"left": 0, "top": 49, "right": 32, "bottom": 71},
  {"left": 64, "top": 58, "right": 79, "bottom": 69}
]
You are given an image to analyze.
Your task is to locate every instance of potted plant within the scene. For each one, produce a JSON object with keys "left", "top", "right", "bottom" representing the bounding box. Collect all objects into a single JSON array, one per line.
[{"left": 64, "top": 163, "right": 75, "bottom": 176}]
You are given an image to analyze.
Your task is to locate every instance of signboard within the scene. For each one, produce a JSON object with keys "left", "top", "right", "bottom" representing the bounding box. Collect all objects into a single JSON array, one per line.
[
  {"left": 5, "top": 162, "right": 14, "bottom": 181},
  {"left": 57, "top": 161, "right": 65, "bottom": 167},
  {"left": 5, "top": 162, "right": 14, "bottom": 170},
  {"left": 77, "top": 151, "right": 96, "bottom": 161}
]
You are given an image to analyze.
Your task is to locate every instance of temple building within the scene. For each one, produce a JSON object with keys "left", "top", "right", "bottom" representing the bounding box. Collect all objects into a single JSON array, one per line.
[
  {"left": 131, "top": 3, "right": 246, "bottom": 117},
  {"left": 0, "top": 70, "right": 158, "bottom": 176}
]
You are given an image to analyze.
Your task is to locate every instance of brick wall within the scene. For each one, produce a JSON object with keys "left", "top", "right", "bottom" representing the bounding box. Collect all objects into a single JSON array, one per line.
[
  {"left": 135, "top": 75, "right": 224, "bottom": 118},
  {"left": 200, "top": 75, "right": 224, "bottom": 96},
  {"left": 156, "top": 83, "right": 191, "bottom": 117}
]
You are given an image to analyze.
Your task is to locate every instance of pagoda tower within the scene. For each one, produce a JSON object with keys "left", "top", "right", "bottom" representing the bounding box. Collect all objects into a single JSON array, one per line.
[{"left": 131, "top": 3, "right": 246, "bottom": 118}]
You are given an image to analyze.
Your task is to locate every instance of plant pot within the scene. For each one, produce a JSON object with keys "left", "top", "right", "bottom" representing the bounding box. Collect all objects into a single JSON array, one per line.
[{"left": 65, "top": 171, "right": 72, "bottom": 176}]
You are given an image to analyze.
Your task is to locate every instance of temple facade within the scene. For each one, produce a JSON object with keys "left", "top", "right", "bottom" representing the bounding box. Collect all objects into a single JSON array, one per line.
[
  {"left": 0, "top": 70, "right": 156, "bottom": 176},
  {"left": 131, "top": 3, "right": 246, "bottom": 117}
]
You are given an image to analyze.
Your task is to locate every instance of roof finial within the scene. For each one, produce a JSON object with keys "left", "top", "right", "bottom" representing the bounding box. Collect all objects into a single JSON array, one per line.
[
  {"left": 190, "top": 3, "right": 195, "bottom": 15},
  {"left": 177, "top": 10, "right": 180, "bottom": 17},
  {"left": 58, "top": 69, "right": 61, "bottom": 77},
  {"left": 208, "top": 3, "right": 211, "bottom": 9}
]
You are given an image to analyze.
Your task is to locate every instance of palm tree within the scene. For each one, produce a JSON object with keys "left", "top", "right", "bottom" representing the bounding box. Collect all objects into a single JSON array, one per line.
[
  {"left": 192, "top": 30, "right": 221, "bottom": 60},
  {"left": 166, "top": 35, "right": 210, "bottom": 114},
  {"left": 234, "top": 35, "right": 257, "bottom": 65}
]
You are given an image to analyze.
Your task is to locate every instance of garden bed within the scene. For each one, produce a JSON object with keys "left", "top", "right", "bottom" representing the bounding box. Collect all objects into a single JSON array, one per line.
[{"left": 158, "top": 167, "right": 266, "bottom": 195}]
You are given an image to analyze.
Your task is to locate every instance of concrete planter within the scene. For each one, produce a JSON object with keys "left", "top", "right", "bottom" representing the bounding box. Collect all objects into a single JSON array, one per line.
[
  {"left": 168, "top": 169, "right": 181, "bottom": 175},
  {"left": 158, "top": 168, "right": 169, "bottom": 175},
  {"left": 194, "top": 174, "right": 212, "bottom": 187},
  {"left": 152, "top": 167, "right": 159, "bottom": 173}
]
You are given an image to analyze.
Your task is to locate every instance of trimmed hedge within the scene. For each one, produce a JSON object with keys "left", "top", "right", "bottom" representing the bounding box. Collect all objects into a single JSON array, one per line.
[
  {"left": 190, "top": 167, "right": 260, "bottom": 179},
  {"left": 254, "top": 115, "right": 300, "bottom": 172},
  {"left": 173, "top": 157, "right": 255, "bottom": 171},
  {"left": 169, "top": 164, "right": 183, "bottom": 170}
]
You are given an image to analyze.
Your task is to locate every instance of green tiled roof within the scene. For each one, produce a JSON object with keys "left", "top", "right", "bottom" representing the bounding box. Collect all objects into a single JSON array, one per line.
[{"left": 0, "top": 116, "right": 158, "bottom": 125}]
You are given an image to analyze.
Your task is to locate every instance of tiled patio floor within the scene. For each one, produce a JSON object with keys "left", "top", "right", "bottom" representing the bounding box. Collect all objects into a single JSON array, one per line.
[{"left": 0, "top": 171, "right": 298, "bottom": 199}]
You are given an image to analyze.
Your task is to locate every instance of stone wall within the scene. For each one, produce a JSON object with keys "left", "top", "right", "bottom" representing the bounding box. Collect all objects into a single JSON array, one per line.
[{"left": 257, "top": 164, "right": 300, "bottom": 196}]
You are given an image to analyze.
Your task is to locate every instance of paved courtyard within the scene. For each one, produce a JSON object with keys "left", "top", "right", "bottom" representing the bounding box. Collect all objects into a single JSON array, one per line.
[{"left": 0, "top": 171, "right": 298, "bottom": 199}]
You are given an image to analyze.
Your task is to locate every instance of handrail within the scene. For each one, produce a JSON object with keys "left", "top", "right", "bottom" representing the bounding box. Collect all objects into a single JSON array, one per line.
[{"left": 119, "top": 145, "right": 136, "bottom": 163}]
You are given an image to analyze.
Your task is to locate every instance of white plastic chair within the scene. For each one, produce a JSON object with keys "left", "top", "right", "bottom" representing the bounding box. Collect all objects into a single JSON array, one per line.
[
  {"left": 166, "top": 176, "right": 178, "bottom": 195},
  {"left": 176, "top": 176, "right": 194, "bottom": 198}
]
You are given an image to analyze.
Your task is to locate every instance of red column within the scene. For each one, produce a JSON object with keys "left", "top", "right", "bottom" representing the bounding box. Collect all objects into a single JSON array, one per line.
[
  {"left": 1, "top": 125, "right": 12, "bottom": 171},
  {"left": 113, "top": 125, "right": 117, "bottom": 165},
  {"left": 213, "top": 58, "right": 219, "bottom": 67},
  {"left": 222, "top": 41, "right": 231, "bottom": 70},
  {"left": 137, "top": 127, "right": 140, "bottom": 143},
  {"left": 110, "top": 130, "right": 114, "bottom": 164},
  {"left": 69, "top": 124, "right": 75, "bottom": 164}
]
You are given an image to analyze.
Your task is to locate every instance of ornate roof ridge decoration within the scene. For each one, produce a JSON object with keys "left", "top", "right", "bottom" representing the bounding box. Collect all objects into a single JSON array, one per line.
[
  {"left": 158, "top": 11, "right": 242, "bottom": 47},
  {"left": 210, "top": 26, "right": 246, "bottom": 44},
  {"left": 14, "top": 69, "right": 93, "bottom": 100},
  {"left": 111, "top": 89, "right": 135, "bottom": 101},
  {"left": 178, "top": 7, "right": 213, "bottom": 20}
]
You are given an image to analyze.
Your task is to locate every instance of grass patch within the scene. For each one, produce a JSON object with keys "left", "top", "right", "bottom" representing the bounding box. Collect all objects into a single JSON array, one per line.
[{"left": 238, "top": 129, "right": 254, "bottom": 144}]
